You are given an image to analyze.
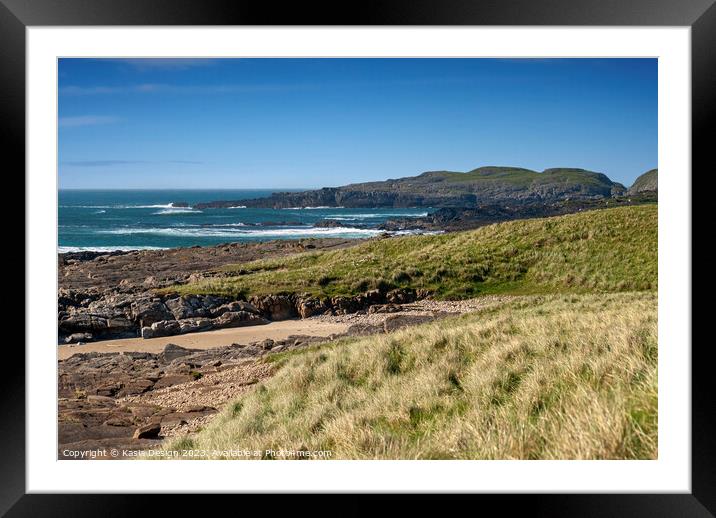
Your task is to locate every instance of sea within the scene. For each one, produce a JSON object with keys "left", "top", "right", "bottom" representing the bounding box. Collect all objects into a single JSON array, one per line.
[{"left": 58, "top": 190, "right": 434, "bottom": 253}]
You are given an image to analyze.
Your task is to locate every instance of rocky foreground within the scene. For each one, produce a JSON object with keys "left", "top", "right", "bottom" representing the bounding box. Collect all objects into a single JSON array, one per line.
[
  {"left": 59, "top": 298, "right": 493, "bottom": 458},
  {"left": 59, "top": 337, "right": 319, "bottom": 458}
]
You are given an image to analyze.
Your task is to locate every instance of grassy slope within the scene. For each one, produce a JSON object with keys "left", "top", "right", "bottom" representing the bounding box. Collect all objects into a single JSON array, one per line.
[
  {"left": 167, "top": 205, "right": 657, "bottom": 300},
  {"left": 162, "top": 204, "right": 659, "bottom": 460},
  {"left": 168, "top": 292, "right": 657, "bottom": 459}
]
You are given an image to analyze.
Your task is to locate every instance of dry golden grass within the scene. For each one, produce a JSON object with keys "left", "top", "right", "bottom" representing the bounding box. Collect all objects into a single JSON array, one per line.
[{"left": 166, "top": 292, "right": 657, "bottom": 459}]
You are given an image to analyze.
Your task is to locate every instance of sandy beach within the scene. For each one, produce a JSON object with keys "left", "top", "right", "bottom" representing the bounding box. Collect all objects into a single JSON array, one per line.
[{"left": 58, "top": 319, "right": 348, "bottom": 360}]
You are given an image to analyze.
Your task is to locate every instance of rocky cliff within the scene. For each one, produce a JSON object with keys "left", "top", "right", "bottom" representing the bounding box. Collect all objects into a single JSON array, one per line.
[{"left": 628, "top": 169, "right": 658, "bottom": 194}]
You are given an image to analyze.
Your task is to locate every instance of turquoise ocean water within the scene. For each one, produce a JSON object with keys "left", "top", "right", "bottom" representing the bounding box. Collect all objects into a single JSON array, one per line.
[{"left": 58, "top": 190, "right": 433, "bottom": 252}]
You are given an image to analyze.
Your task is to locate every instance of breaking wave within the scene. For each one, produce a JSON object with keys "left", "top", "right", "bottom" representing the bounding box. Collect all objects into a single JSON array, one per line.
[
  {"left": 99, "top": 226, "right": 383, "bottom": 238},
  {"left": 153, "top": 208, "right": 202, "bottom": 215},
  {"left": 58, "top": 245, "right": 168, "bottom": 253}
]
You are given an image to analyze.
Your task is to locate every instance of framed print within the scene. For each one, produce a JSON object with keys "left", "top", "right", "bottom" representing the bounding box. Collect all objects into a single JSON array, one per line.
[{"left": 4, "top": 0, "right": 712, "bottom": 513}]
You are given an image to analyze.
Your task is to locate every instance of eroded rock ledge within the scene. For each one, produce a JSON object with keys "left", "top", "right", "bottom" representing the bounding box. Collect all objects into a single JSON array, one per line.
[{"left": 58, "top": 286, "right": 429, "bottom": 344}]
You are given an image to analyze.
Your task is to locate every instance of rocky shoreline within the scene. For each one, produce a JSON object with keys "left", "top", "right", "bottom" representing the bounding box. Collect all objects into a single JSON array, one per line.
[
  {"left": 58, "top": 238, "right": 362, "bottom": 344},
  {"left": 59, "top": 279, "right": 426, "bottom": 344}
]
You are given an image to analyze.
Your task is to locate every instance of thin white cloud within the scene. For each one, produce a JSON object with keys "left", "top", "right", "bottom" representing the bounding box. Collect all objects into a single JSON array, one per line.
[
  {"left": 58, "top": 115, "right": 120, "bottom": 128},
  {"left": 59, "top": 77, "right": 474, "bottom": 97},
  {"left": 61, "top": 159, "right": 203, "bottom": 167},
  {"left": 59, "top": 82, "right": 317, "bottom": 96},
  {"left": 115, "top": 58, "right": 219, "bottom": 70},
  {"left": 60, "top": 86, "right": 124, "bottom": 95}
]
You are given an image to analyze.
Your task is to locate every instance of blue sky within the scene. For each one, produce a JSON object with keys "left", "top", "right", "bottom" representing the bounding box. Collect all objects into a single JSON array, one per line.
[{"left": 58, "top": 58, "right": 657, "bottom": 189}]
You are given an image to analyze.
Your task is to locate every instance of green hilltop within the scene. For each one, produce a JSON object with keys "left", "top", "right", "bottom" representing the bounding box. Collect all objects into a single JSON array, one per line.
[{"left": 394, "top": 166, "right": 620, "bottom": 188}]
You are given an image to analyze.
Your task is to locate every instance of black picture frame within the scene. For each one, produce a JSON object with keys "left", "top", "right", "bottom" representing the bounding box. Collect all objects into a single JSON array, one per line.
[{"left": 3, "top": 0, "right": 710, "bottom": 513}]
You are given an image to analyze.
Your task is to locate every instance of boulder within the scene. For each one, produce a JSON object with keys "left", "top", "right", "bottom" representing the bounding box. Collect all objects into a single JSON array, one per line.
[
  {"left": 59, "top": 312, "right": 133, "bottom": 335},
  {"left": 295, "top": 296, "right": 329, "bottom": 318},
  {"left": 144, "top": 320, "right": 181, "bottom": 339},
  {"left": 130, "top": 299, "right": 173, "bottom": 327},
  {"left": 212, "top": 311, "right": 268, "bottom": 329},
  {"left": 178, "top": 317, "right": 213, "bottom": 334},
  {"left": 64, "top": 332, "right": 93, "bottom": 344},
  {"left": 106, "top": 316, "right": 134, "bottom": 333},
  {"left": 210, "top": 300, "right": 261, "bottom": 318},
  {"left": 330, "top": 296, "right": 360, "bottom": 315},
  {"left": 164, "top": 297, "right": 195, "bottom": 320},
  {"left": 250, "top": 295, "right": 297, "bottom": 321},
  {"left": 58, "top": 313, "right": 97, "bottom": 333}
]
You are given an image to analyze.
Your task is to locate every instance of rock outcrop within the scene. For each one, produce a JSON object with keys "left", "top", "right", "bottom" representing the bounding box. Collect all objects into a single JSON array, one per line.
[
  {"left": 58, "top": 238, "right": 366, "bottom": 343},
  {"left": 378, "top": 193, "right": 658, "bottom": 233},
  {"left": 628, "top": 169, "right": 658, "bottom": 195},
  {"left": 59, "top": 284, "right": 425, "bottom": 343}
]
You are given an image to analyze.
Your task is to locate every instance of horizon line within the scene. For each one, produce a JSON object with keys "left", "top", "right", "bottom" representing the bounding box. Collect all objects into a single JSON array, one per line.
[{"left": 57, "top": 187, "right": 318, "bottom": 191}]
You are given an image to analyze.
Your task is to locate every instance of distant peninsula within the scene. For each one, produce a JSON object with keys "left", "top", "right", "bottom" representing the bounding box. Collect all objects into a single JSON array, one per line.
[{"left": 192, "top": 166, "right": 633, "bottom": 210}]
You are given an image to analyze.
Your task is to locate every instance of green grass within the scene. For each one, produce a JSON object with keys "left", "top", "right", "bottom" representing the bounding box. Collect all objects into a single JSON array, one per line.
[
  {"left": 164, "top": 205, "right": 657, "bottom": 300},
  {"left": 164, "top": 292, "right": 658, "bottom": 459},
  {"left": 361, "top": 166, "right": 620, "bottom": 191},
  {"left": 428, "top": 167, "right": 615, "bottom": 188}
]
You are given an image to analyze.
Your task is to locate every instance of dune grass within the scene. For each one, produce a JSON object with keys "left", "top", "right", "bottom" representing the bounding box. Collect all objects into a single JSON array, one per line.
[
  {"left": 165, "top": 292, "right": 657, "bottom": 460},
  {"left": 161, "top": 204, "right": 657, "bottom": 460},
  {"left": 165, "top": 205, "right": 656, "bottom": 300}
]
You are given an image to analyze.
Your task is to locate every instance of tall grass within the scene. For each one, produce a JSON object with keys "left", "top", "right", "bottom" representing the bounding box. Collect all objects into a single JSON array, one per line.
[
  {"left": 165, "top": 292, "right": 657, "bottom": 460},
  {"left": 165, "top": 205, "right": 657, "bottom": 300}
]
